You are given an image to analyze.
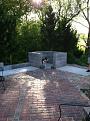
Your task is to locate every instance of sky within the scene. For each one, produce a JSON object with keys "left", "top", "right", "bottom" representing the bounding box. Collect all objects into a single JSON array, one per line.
[
  {"left": 29, "top": 13, "right": 89, "bottom": 35},
  {"left": 72, "top": 17, "right": 89, "bottom": 35}
]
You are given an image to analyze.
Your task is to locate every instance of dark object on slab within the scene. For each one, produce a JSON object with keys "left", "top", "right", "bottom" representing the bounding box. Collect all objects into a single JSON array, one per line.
[
  {"left": 51, "top": 66, "right": 56, "bottom": 69},
  {"left": 86, "top": 70, "right": 90, "bottom": 72},
  {"left": 40, "top": 65, "right": 45, "bottom": 69}
]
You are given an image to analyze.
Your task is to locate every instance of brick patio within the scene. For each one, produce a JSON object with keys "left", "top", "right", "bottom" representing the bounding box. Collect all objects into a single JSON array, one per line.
[{"left": 0, "top": 69, "right": 89, "bottom": 121}]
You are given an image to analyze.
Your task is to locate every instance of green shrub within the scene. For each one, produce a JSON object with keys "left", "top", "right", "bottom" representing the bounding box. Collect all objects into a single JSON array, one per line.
[
  {"left": 67, "top": 52, "right": 76, "bottom": 64},
  {"left": 75, "top": 54, "right": 87, "bottom": 66},
  {"left": 74, "top": 48, "right": 83, "bottom": 58}
]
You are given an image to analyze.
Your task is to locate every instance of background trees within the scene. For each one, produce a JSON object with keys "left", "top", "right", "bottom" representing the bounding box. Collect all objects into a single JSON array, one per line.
[
  {"left": 56, "top": 17, "right": 78, "bottom": 51},
  {"left": 76, "top": 0, "right": 90, "bottom": 55},
  {"left": 0, "top": 0, "right": 85, "bottom": 65},
  {"left": 40, "top": 5, "right": 57, "bottom": 50},
  {"left": 0, "top": 0, "right": 31, "bottom": 64},
  {"left": 16, "top": 20, "right": 42, "bottom": 63}
]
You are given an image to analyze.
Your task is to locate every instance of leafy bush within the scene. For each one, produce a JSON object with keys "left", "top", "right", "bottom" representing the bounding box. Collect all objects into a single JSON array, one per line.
[
  {"left": 75, "top": 54, "right": 88, "bottom": 66},
  {"left": 74, "top": 48, "right": 84, "bottom": 58},
  {"left": 67, "top": 52, "right": 76, "bottom": 64},
  {"left": 15, "top": 21, "right": 42, "bottom": 63}
]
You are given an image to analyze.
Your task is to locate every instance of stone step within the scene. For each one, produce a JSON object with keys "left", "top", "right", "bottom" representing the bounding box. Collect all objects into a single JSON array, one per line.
[{"left": 60, "top": 117, "right": 74, "bottom": 121}]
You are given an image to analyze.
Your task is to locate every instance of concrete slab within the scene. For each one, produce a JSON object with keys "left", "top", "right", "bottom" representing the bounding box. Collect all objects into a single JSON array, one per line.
[
  {"left": 57, "top": 66, "right": 90, "bottom": 76},
  {"left": 0, "top": 66, "right": 38, "bottom": 76},
  {"left": 45, "top": 63, "right": 53, "bottom": 69}
]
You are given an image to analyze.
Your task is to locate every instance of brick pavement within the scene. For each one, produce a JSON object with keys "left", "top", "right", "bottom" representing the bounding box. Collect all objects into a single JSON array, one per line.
[
  {"left": 0, "top": 69, "right": 89, "bottom": 121},
  {"left": 63, "top": 71, "right": 90, "bottom": 90}
]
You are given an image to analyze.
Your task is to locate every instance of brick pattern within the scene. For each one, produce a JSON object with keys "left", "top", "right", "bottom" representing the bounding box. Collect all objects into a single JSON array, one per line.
[
  {"left": 13, "top": 80, "right": 28, "bottom": 121},
  {"left": 0, "top": 70, "right": 89, "bottom": 121},
  {"left": 60, "top": 117, "right": 74, "bottom": 121},
  {"left": 62, "top": 71, "right": 90, "bottom": 90}
]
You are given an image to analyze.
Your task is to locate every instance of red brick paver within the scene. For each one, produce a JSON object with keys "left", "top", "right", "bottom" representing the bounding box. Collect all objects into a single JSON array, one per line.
[{"left": 0, "top": 69, "right": 89, "bottom": 121}]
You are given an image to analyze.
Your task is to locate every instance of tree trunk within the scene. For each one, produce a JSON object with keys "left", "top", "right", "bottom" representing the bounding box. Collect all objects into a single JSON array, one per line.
[{"left": 87, "top": 24, "right": 90, "bottom": 57}]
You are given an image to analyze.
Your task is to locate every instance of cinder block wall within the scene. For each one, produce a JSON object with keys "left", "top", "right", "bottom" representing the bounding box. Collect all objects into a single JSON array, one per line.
[
  {"left": 28, "top": 52, "right": 43, "bottom": 67},
  {"left": 42, "top": 51, "right": 54, "bottom": 63},
  {"left": 53, "top": 52, "right": 67, "bottom": 68},
  {"left": 28, "top": 51, "right": 67, "bottom": 68}
]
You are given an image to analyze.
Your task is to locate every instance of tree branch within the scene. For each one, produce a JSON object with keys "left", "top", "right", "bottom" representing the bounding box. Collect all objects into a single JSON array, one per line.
[
  {"left": 87, "top": 0, "right": 89, "bottom": 22},
  {"left": 67, "top": 10, "right": 80, "bottom": 23},
  {"left": 73, "top": 20, "right": 88, "bottom": 28},
  {"left": 78, "top": 2, "right": 90, "bottom": 24}
]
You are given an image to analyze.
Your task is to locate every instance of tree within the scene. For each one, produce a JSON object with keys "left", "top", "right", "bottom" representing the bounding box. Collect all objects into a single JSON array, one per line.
[
  {"left": 41, "top": 5, "right": 57, "bottom": 50},
  {"left": 51, "top": 0, "right": 80, "bottom": 23},
  {"left": 75, "top": 0, "right": 90, "bottom": 70},
  {"left": 56, "top": 17, "right": 78, "bottom": 52},
  {"left": 16, "top": 20, "right": 42, "bottom": 63},
  {"left": 0, "top": 0, "right": 31, "bottom": 64},
  {"left": 75, "top": 0, "right": 90, "bottom": 49}
]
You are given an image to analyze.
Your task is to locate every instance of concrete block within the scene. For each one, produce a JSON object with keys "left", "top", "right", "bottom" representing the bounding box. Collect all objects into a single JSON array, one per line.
[{"left": 28, "top": 51, "right": 67, "bottom": 68}]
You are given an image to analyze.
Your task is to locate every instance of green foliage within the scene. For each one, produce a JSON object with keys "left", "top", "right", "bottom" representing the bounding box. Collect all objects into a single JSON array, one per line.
[
  {"left": 0, "top": 1, "right": 17, "bottom": 64},
  {"left": 75, "top": 54, "right": 88, "bottom": 66},
  {"left": 55, "top": 17, "right": 78, "bottom": 52},
  {"left": 67, "top": 52, "right": 76, "bottom": 64},
  {"left": 0, "top": 0, "right": 87, "bottom": 65},
  {"left": 55, "top": 0, "right": 80, "bottom": 22},
  {"left": 0, "top": 0, "right": 31, "bottom": 64},
  {"left": 41, "top": 5, "right": 57, "bottom": 50},
  {"left": 15, "top": 21, "right": 42, "bottom": 63},
  {"left": 74, "top": 48, "right": 83, "bottom": 58},
  {"left": 67, "top": 51, "right": 87, "bottom": 66}
]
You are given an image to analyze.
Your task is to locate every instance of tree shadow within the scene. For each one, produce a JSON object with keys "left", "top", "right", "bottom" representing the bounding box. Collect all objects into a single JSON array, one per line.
[{"left": 0, "top": 69, "right": 88, "bottom": 121}]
